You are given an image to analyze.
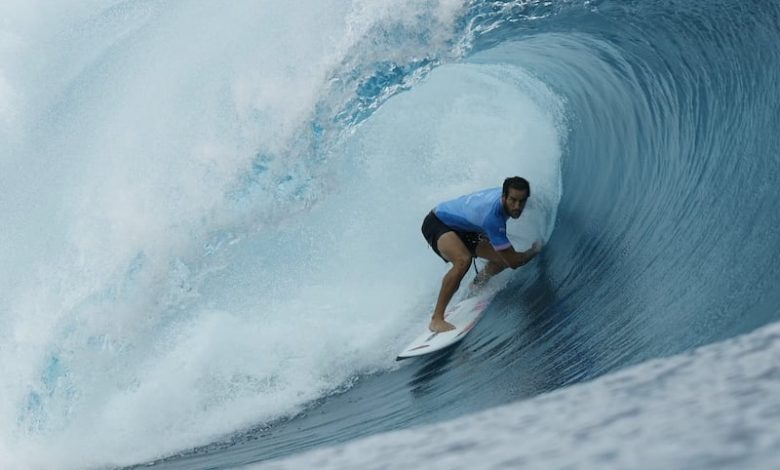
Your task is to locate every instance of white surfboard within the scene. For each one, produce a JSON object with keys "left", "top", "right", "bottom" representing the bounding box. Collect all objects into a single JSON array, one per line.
[{"left": 396, "top": 291, "right": 495, "bottom": 360}]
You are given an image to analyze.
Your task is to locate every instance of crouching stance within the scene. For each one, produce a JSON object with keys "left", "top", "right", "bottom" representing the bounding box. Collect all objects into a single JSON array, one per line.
[{"left": 421, "top": 177, "right": 542, "bottom": 332}]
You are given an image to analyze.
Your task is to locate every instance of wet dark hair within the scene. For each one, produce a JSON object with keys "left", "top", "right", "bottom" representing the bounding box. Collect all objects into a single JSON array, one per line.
[{"left": 502, "top": 176, "right": 530, "bottom": 198}]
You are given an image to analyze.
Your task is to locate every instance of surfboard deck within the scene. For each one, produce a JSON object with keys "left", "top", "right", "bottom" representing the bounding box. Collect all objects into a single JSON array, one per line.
[{"left": 396, "top": 291, "right": 495, "bottom": 360}]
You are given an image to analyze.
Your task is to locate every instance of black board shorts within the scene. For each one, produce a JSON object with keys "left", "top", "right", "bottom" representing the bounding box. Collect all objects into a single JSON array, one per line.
[{"left": 421, "top": 211, "right": 481, "bottom": 262}]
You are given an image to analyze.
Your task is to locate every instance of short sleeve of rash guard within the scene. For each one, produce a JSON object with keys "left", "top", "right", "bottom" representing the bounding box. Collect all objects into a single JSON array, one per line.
[{"left": 484, "top": 217, "right": 512, "bottom": 251}]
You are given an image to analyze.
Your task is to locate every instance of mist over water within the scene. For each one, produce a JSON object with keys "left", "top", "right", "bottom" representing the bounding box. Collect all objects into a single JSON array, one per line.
[
  {"left": 1, "top": 1, "right": 561, "bottom": 467},
  {"left": 2, "top": 1, "right": 779, "bottom": 469}
]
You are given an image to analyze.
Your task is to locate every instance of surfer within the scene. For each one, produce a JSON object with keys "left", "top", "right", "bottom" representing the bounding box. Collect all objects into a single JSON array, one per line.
[{"left": 421, "top": 176, "right": 543, "bottom": 332}]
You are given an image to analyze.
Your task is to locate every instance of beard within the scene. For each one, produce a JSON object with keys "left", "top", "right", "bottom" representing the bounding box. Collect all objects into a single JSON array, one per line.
[{"left": 504, "top": 203, "right": 522, "bottom": 219}]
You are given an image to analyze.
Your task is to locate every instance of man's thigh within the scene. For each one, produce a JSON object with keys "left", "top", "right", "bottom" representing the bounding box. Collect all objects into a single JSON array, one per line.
[{"left": 437, "top": 231, "right": 472, "bottom": 263}]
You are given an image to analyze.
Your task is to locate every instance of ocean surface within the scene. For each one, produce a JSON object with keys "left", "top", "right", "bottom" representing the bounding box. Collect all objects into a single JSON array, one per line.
[{"left": 0, "top": 1, "right": 778, "bottom": 469}]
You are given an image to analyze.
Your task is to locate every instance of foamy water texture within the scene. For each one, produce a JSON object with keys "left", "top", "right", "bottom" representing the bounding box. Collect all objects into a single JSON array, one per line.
[{"left": 0, "top": 1, "right": 560, "bottom": 468}]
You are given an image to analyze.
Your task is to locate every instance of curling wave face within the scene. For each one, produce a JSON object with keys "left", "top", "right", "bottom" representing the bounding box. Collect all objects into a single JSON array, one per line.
[{"left": 1, "top": 1, "right": 779, "bottom": 469}]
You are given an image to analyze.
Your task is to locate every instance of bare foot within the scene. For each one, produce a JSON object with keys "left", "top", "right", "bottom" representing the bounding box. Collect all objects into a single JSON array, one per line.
[{"left": 429, "top": 318, "right": 456, "bottom": 333}]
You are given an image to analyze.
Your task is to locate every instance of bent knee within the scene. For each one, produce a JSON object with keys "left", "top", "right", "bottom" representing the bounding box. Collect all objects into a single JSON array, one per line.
[{"left": 451, "top": 257, "right": 472, "bottom": 273}]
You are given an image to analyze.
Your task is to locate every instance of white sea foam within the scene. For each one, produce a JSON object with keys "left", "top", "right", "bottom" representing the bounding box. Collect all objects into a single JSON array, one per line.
[{"left": 0, "top": 1, "right": 563, "bottom": 469}]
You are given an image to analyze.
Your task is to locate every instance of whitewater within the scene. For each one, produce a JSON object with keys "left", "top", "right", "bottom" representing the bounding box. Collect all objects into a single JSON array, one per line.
[{"left": 1, "top": 1, "right": 779, "bottom": 469}]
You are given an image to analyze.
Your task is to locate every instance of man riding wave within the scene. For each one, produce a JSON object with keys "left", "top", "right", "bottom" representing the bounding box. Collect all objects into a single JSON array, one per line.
[{"left": 421, "top": 176, "right": 543, "bottom": 332}]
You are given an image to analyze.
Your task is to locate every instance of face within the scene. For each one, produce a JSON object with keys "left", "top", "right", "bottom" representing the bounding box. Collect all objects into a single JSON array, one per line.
[{"left": 502, "top": 188, "right": 528, "bottom": 219}]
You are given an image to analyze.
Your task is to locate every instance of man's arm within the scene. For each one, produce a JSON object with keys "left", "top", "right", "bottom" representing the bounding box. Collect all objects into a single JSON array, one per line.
[{"left": 497, "top": 241, "right": 542, "bottom": 269}]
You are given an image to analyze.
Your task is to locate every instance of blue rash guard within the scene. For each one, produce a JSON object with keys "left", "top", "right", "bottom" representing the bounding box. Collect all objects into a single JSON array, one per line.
[{"left": 434, "top": 187, "right": 512, "bottom": 251}]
